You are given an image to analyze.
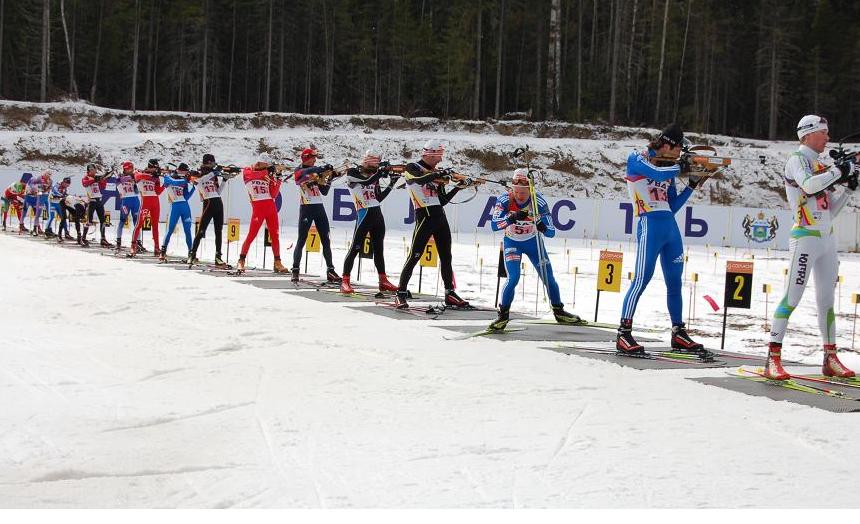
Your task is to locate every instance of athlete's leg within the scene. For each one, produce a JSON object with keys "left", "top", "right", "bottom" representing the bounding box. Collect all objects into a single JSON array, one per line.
[
  {"left": 620, "top": 215, "right": 663, "bottom": 322},
  {"left": 398, "top": 211, "right": 438, "bottom": 291},
  {"left": 659, "top": 223, "right": 685, "bottom": 325},
  {"left": 771, "top": 237, "right": 817, "bottom": 344},
  {"left": 499, "top": 241, "right": 523, "bottom": 308},
  {"left": 292, "top": 205, "right": 312, "bottom": 269}
]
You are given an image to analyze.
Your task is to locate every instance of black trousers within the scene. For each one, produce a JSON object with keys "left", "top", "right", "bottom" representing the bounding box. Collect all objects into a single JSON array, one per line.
[
  {"left": 292, "top": 203, "right": 334, "bottom": 270},
  {"left": 82, "top": 200, "right": 106, "bottom": 240},
  {"left": 343, "top": 207, "right": 387, "bottom": 276},
  {"left": 398, "top": 206, "right": 454, "bottom": 291},
  {"left": 63, "top": 202, "right": 85, "bottom": 239},
  {"left": 191, "top": 197, "right": 224, "bottom": 256}
]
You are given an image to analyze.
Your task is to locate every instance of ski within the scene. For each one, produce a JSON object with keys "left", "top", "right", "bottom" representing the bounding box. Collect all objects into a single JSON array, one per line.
[
  {"left": 525, "top": 319, "right": 618, "bottom": 330},
  {"left": 560, "top": 344, "right": 725, "bottom": 365},
  {"left": 443, "top": 327, "right": 527, "bottom": 341},
  {"left": 375, "top": 301, "right": 445, "bottom": 318},
  {"left": 730, "top": 367, "right": 859, "bottom": 400},
  {"left": 294, "top": 278, "right": 340, "bottom": 289},
  {"left": 157, "top": 257, "right": 189, "bottom": 265},
  {"left": 792, "top": 374, "right": 860, "bottom": 389}
]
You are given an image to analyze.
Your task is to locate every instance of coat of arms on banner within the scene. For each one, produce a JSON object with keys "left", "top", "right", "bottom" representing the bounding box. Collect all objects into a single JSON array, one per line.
[{"left": 742, "top": 211, "right": 779, "bottom": 243}]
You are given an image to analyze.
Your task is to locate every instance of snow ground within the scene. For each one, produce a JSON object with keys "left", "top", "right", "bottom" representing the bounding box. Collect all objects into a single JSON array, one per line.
[{"left": 3, "top": 225, "right": 860, "bottom": 509}]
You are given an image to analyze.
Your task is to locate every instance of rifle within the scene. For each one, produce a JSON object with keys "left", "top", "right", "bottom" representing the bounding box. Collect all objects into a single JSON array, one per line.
[
  {"left": 314, "top": 160, "right": 350, "bottom": 185},
  {"left": 655, "top": 143, "right": 767, "bottom": 180},
  {"left": 828, "top": 131, "right": 860, "bottom": 190},
  {"left": 432, "top": 168, "right": 508, "bottom": 188}
]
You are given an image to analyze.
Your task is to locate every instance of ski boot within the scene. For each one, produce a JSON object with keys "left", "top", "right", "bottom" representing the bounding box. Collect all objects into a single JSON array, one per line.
[
  {"left": 213, "top": 255, "right": 228, "bottom": 268},
  {"left": 326, "top": 268, "right": 342, "bottom": 283},
  {"left": 552, "top": 304, "right": 583, "bottom": 325},
  {"left": 44, "top": 228, "right": 56, "bottom": 239},
  {"left": 1, "top": 223, "right": 5, "bottom": 232},
  {"left": 19, "top": 224, "right": 28, "bottom": 234},
  {"left": 340, "top": 275, "right": 355, "bottom": 294},
  {"left": 136, "top": 239, "right": 148, "bottom": 253},
  {"left": 445, "top": 289, "right": 470, "bottom": 308},
  {"left": 57, "top": 233, "right": 64, "bottom": 244},
  {"left": 115, "top": 239, "right": 122, "bottom": 254},
  {"left": 186, "top": 251, "right": 199, "bottom": 265},
  {"left": 273, "top": 258, "right": 289, "bottom": 274},
  {"left": 64, "top": 232, "right": 74, "bottom": 241},
  {"left": 291, "top": 268, "right": 300, "bottom": 283},
  {"left": 616, "top": 318, "right": 646, "bottom": 355},
  {"left": 670, "top": 323, "right": 712, "bottom": 359},
  {"left": 79, "top": 238, "right": 91, "bottom": 248},
  {"left": 764, "top": 342, "right": 790, "bottom": 380},
  {"left": 154, "top": 247, "right": 163, "bottom": 259},
  {"left": 822, "top": 344, "right": 855, "bottom": 378},
  {"left": 394, "top": 290, "right": 410, "bottom": 309},
  {"left": 488, "top": 305, "right": 511, "bottom": 331},
  {"left": 100, "top": 238, "right": 114, "bottom": 249},
  {"left": 378, "top": 273, "right": 399, "bottom": 292}
]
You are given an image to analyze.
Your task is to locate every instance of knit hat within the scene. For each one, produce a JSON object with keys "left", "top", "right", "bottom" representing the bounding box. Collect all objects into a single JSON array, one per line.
[
  {"left": 122, "top": 161, "right": 134, "bottom": 171},
  {"left": 797, "top": 115, "right": 828, "bottom": 140},
  {"left": 657, "top": 123, "right": 684, "bottom": 147}
]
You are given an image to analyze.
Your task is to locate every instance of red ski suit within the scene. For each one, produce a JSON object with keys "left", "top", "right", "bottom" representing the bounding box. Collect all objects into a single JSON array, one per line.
[
  {"left": 131, "top": 171, "right": 164, "bottom": 249},
  {"left": 240, "top": 167, "right": 282, "bottom": 258}
]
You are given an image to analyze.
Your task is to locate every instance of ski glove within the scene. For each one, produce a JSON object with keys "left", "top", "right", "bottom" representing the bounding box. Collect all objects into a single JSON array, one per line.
[
  {"left": 677, "top": 156, "right": 691, "bottom": 174},
  {"left": 509, "top": 209, "right": 529, "bottom": 222},
  {"left": 687, "top": 175, "right": 701, "bottom": 189},
  {"left": 536, "top": 221, "right": 547, "bottom": 233}
]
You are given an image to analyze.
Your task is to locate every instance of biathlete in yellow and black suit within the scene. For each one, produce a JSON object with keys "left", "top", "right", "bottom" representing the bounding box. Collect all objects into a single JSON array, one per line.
[{"left": 394, "top": 139, "right": 469, "bottom": 309}]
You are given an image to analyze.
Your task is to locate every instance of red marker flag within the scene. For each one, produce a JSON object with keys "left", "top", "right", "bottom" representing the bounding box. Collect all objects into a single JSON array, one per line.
[{"left": 703, "top": 295, "right": 720, "bottom": 312}]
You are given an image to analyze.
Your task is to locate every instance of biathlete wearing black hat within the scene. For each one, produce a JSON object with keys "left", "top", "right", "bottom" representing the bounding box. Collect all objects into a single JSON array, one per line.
[
  {"left": 616, "top": 123, "right": 704, "bottom": 356},
  {"left": 188, "top": 154, "right": 233, "bottom": 267}
]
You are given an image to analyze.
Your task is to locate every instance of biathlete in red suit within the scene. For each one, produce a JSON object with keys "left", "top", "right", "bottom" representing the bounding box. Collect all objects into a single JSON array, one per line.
[
  {"left": 237, "top": 154, "right": 289, "bottom": 273},
  {"left": 130, "top": 159, "right": 165, "bottom": 257}
]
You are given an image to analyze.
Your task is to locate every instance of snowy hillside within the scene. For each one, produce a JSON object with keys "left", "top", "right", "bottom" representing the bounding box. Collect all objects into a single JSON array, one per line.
[{"left": 0, "top": 99, "right": 823, "bottom": 210}]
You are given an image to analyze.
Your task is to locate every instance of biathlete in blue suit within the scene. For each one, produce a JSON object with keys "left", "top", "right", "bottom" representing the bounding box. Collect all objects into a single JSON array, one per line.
[
  {"left": 160, "top": 163, "right": 196, "bottom": 260},
  {"left": 616, "top": 123, "right": 708, "bottom": 356},
  {"left": 489, "top": 169, "right": 580, "bottom": 331}
]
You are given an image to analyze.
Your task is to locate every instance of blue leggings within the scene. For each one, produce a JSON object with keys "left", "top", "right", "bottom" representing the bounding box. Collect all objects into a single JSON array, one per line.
[
  {"left": 163, "top": 201, "right": 193, "bottom": 251},
  {"left": 116, "top": 197, "right": 141, "bottom": 241},
  {"left": 621, "top": 212, "right": 685, "bottom": 324},
  {"left": 500, "top": 236, "right": 562, "bottom": 308},
  {"left": 23, "top": 195, "right": 38, "bottom": 226},
  {"left": 47, "top": 202, "right": 63, "bottom": 230}
]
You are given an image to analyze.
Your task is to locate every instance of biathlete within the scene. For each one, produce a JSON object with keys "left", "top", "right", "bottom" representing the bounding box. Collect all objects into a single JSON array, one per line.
[
  {"left": 114, "top": 161, "right": 143, "bottom": 253},
  {"left": 395, "top": 139, "right": 469, "bottom": 309},
  {"left": 615, "top": 123, "right": 706, "bottom": 357},
  {"left": 340, "top": 150, "right": 400, "bottom": 294},
  {"left": 160, "top": 163, "right": 196, "bottom": 261},
  {"left": 489, "top": 169, "right": 580, "bottom": 330},
  {"left": 764, "top": 115, "right": 859, "bottom": 380},
  {"left": 129, "top": 159, "right": 165, "bottom": 257},
  {"left": 236, "top": 154, "right": 288, "bottom": 273},
  {"left": 291, "top": 147, "right": 341, "bottom": 283}
]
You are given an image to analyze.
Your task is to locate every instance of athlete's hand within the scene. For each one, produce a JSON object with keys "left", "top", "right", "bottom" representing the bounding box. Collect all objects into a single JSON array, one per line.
[
  {"left": 536, "top": 221, "right": 547, "bottom": 233},
  {"left": 687, "top": 175, "right": 701, "bottom": 189},
  {"left": 509, "top": 209, "right": 529, "bottom": 222},
  {"left": 678, "top": 156, "right": 691, "bottom": 174}
]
